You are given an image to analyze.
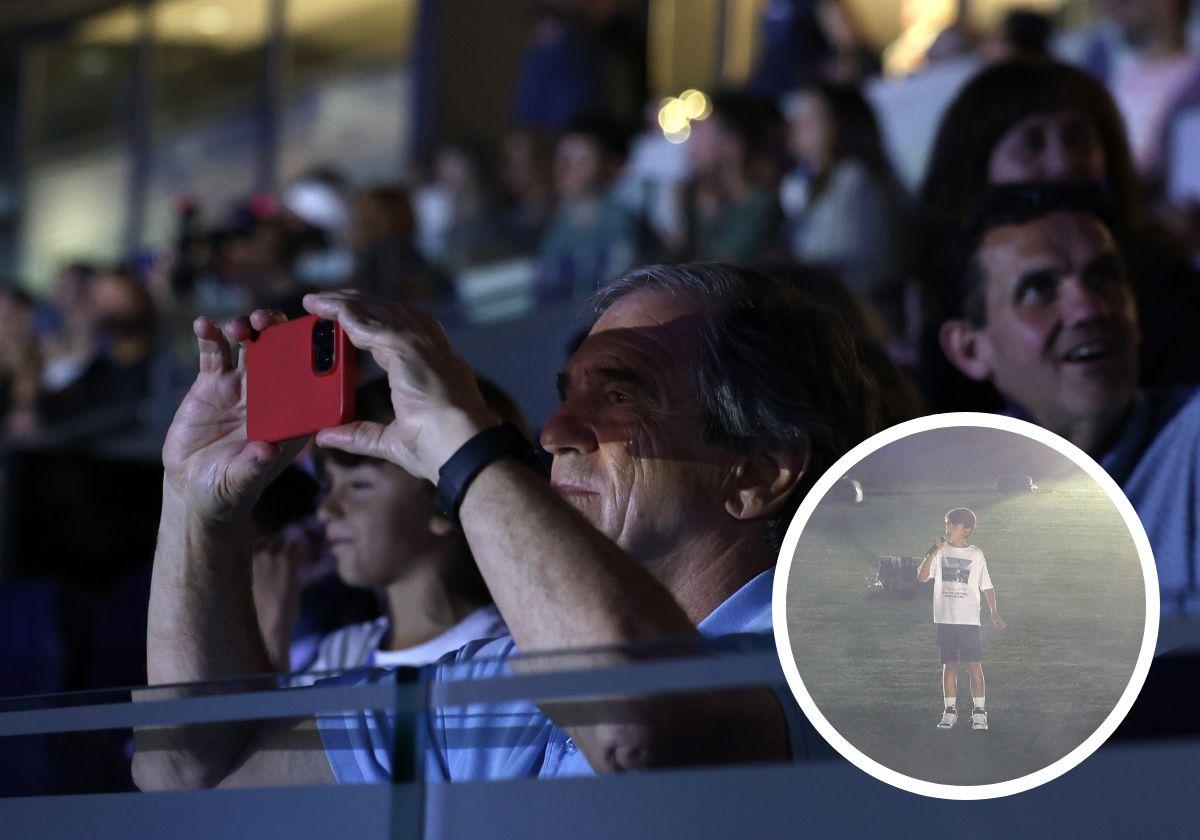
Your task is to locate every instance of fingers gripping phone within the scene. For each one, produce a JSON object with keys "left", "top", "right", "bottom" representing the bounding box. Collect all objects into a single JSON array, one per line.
[{"left": 246, "top": 315, "right": 355, "bottom": 443}]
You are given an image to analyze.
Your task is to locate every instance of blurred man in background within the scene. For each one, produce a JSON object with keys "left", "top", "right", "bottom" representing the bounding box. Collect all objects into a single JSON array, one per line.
[{"left": 938, "top": 183, "right": 1200, "bottom": 616}]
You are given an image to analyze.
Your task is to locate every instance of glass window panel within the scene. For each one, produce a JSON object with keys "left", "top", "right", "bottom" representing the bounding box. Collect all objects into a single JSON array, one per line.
[
  {"left": 151, "top": 0, "right": 267, "bottom": 132},
  {"left": 22, "top": 152, "right": 129, "bottom": 289},
  {"left": 20, "top": 5, "right": 138, "bottom": 289},
  {"left": 25, "top": 6, "right": 139, "bottom": 156},
  {"left": 287, "top": 0, "right": 417, "bottom": 84},
  {"left": 280, "top": 0, "right": 418, "bottom": 184},
  {"left": 143, "top": 0, "right": 267, "bottom": 250}
]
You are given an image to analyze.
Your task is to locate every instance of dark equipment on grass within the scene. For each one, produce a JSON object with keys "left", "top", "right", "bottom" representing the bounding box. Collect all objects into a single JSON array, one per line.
[
  {"left": 994, "top": 474, "right": 1037, "bottom": 492},
  {"left": 873, "top": 555, "right": 925, "bottom": 594}
]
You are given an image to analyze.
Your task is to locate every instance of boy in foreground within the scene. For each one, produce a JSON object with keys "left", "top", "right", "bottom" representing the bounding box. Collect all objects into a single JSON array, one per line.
[{"left": 917, "top": 508, "right": 1007, "bottom": 730}]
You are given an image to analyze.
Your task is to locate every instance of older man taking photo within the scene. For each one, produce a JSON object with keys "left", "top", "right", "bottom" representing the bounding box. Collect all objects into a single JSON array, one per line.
[
  {"left": 938, "top": 183, "right": 1200, "bottom": 616},
  {"left": 133, "top": 262, "right": 881, "bottom": 790}
]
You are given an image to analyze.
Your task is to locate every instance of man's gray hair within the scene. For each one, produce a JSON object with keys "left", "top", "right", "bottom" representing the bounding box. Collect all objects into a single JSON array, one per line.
[{"left": 590, "top": 263, "right": 881, "bottom": 550}]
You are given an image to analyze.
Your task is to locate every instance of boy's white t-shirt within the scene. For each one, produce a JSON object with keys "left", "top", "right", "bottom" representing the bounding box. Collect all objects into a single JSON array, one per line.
[
  {"left": 288, "top": 605, "right": 508, "bottom": 685},
  {"left": 932, "top": 544, "right": 992, "bottom": 626}
]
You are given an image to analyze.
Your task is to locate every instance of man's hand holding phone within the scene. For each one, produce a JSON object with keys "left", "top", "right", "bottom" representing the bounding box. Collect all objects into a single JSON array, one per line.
[
  {"left": 162, "top": 311, "right": 306, "bottom": 521},
  {"left": 300, "top": 290, "right": 501, "bottom": 480},
  {"left": 164, "top": 291, "right": 498, "bottom": 518},
  {"left": 145, "top": 310, "right": 325, "bottom": 792}
]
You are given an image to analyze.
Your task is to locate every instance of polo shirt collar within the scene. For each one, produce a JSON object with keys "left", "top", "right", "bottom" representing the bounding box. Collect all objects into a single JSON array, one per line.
[
  {"left": 697, "top": 567, "right": 774, "bottom": 636},
  {"left": 1099, "top": 391, "right": 1151, "bottom": 484}
]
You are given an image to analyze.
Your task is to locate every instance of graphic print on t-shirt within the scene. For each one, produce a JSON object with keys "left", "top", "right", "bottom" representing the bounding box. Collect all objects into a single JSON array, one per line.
[
  {"left": 940, "top": 555, "right": 971, "bottom": 584},
  {"left": 932, "top": 545, "right": 991, "bottom": 626}
]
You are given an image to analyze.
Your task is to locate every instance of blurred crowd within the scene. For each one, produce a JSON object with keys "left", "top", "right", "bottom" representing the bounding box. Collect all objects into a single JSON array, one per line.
[
  {"left": 5, "top": 1, "right": 1200, "bottom": 449},
  {"left": 3, "top": 0, "right": 1200, "bottom": 770}
]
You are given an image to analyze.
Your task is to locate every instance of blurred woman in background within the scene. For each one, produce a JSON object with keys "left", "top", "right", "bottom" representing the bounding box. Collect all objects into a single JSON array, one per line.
[
  {"left": 682, "top": 91, "right": 784, "bottom": 264},
  {"left": 782, "top": 82, "right": 911, "bottom": 342},
  {"left": 916, "top": 58, "right": 1200, "bottom": 410}
]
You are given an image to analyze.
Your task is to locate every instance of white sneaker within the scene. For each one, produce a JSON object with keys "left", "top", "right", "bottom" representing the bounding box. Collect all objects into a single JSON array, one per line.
[
  {"left": 937, "top": 707, "right": 957, "bottom": 729},
  {"left": 971, "top": 708, "right": 988, "bottom": 730}
]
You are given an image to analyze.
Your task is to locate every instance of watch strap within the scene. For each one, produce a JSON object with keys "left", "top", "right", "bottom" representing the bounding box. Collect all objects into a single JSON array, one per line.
[{"left": 436, "top": 422, "right": 545, "bottom": 527}]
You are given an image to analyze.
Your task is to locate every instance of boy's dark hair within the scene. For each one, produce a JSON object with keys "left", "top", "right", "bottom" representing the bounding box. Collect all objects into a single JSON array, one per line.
[
  {"left": 950, "top": 181, "right": 1122, "bottom": 325},
  {"left": 945, "top": 508, "right": 977, "bottom": 532}
]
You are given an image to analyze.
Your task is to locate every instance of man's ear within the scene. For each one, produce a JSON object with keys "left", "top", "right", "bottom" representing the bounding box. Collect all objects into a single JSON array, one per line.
[
  {"left": 939, "top": 319, "right": 993, "bottom": 383},
  {"left": 724, "top": 442, "right": 810, "bottom": 522}
]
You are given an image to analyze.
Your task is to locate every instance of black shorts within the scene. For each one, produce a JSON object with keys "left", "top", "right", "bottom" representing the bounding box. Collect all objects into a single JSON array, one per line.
[{"left": 936, "top": 623, "right": 982, "bottom": 663}]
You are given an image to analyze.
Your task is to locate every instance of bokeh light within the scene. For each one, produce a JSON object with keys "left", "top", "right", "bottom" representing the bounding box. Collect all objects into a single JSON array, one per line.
[
  {"left": 664, "top": 122, "right": 691, "bottom": 144},
  {"left": 657, "top": 89, "right": 709, "bottom": 142},
  {"left": 195, "top": 4, "right": 232, "bottom": 37},
  {"left": 680, "top": 89, "right": 710, "bottom": 120}
]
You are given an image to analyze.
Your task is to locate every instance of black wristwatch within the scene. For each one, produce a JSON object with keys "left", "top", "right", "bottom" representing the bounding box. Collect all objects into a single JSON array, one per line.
[{"left": 436, "top": 422, "right": 546, "bottom": 528}]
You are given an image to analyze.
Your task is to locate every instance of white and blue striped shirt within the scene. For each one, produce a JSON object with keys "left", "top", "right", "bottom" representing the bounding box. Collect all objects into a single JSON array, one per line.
[{"left": 315, "top": 568, "right": 811, "bottom": 784}]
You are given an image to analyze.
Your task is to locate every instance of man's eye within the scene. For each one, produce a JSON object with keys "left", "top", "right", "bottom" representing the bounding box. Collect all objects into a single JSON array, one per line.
[
  {"left": 1020, "top": 127, "right": 1046, "bottom": 154},
  {"left": 349, "top": 481, "right": 374, "bottom": 492},
  {"left": 1016, "top": 275, "right": 1056, "bottom": 306},
  {"left": 605, "top": 389, "right": 632, "bottom": 405}
]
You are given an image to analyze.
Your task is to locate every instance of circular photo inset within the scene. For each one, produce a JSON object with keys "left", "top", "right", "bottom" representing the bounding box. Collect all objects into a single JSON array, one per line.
[{"left": 773, "top": 413, "right": 1157, "bottom": 799}]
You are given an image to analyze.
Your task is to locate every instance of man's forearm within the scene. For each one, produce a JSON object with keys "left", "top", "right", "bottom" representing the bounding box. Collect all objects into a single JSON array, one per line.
[
  {"left": 459, "top": 460, "right": 698, "bottom": 652},
  {"left": 457, "top": 460, "right": 790, "bottom": 773},
  {"left": 136, "top": 486, "right": 275, "bottom": 790},
  {"left": 147, "top": 491, "right": 274, "bottom": 683}
]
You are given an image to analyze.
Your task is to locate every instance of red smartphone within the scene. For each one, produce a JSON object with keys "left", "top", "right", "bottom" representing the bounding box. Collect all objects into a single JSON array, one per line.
[{"left": 245, "top": 315, "right": 355, "bottom": 443}]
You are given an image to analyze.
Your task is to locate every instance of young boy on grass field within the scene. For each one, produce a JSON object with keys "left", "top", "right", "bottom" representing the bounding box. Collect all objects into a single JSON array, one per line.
[{"left": 917, "top": 508, "right": 1007, "bottom": 730}]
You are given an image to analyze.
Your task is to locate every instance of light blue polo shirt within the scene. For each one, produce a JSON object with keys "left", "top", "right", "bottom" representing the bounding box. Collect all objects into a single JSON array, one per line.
[
  {"left": 317, "top": 568, "right": 807, "bottom": 784},
  {"left": 1099, "top": 388, "right": 1200, "bottom": 616}
]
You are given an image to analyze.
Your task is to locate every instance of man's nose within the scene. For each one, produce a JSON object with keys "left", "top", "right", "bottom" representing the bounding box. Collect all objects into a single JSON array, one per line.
[
  {"left": 1059, "top": 275, "right": 1120, "bottom": 325},
  {"left": 540, "top": 396, "right": 600, "bottom": 456}
]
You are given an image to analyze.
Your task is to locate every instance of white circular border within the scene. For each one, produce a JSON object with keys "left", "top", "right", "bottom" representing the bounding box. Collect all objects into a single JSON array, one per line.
[{"left": 772, "top": 412, "right": 1160, "bottom": 800}]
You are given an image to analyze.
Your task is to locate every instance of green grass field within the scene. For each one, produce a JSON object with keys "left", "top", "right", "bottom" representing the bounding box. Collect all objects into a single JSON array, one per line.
[{"left": 785, "top": 475, "right": 1146, "bottom": 787}]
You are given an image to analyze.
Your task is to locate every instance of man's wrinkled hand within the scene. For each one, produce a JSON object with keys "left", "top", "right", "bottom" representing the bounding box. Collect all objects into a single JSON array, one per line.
[
  {"left": 302, "top": 291, "right": 499, "bottom": 479},
  {"left": 162, "top": 311, "right": 307, "bottom": 520}
]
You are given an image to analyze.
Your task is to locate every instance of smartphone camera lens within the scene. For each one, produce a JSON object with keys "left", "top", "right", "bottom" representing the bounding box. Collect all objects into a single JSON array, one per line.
[{"left": 312, "top": 320, "right": 336, "bottom": 374}]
